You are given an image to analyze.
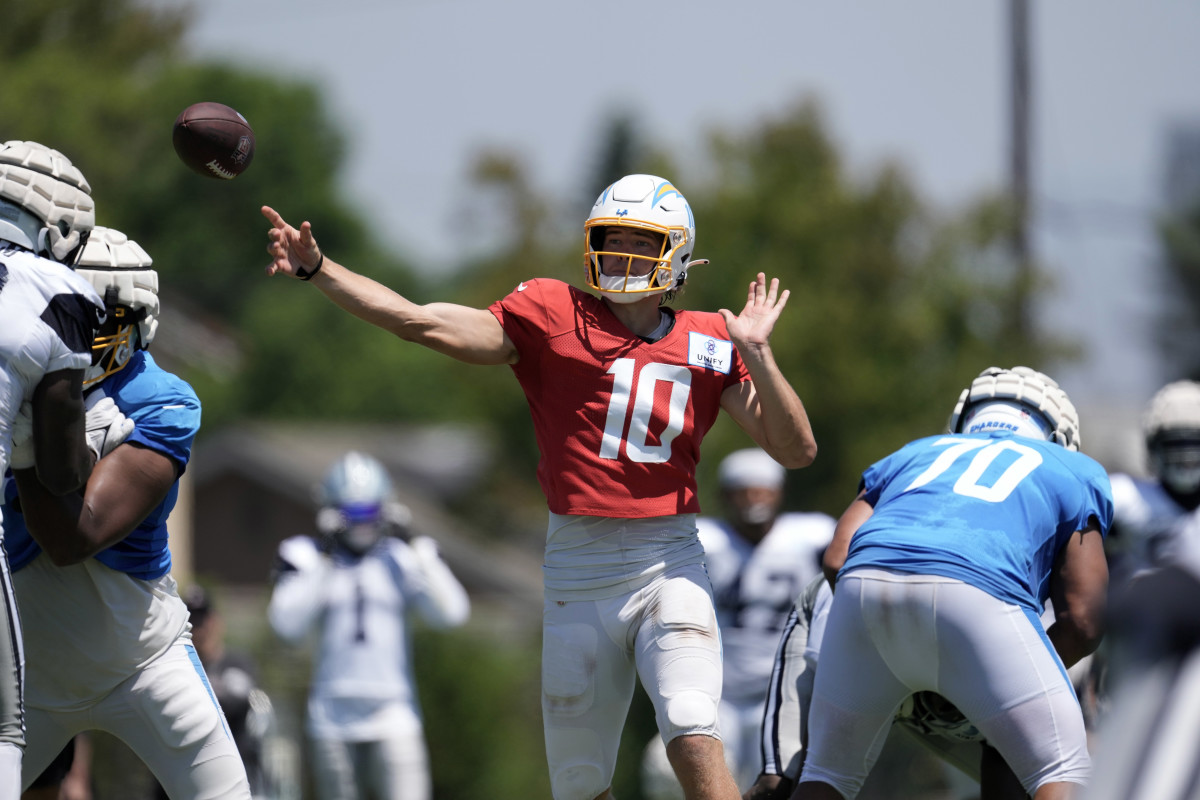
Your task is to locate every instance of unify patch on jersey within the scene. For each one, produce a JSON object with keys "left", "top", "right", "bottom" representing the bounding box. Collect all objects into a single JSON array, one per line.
[{"left": 687, "top": 331, "right": 733, "bottom": 374}]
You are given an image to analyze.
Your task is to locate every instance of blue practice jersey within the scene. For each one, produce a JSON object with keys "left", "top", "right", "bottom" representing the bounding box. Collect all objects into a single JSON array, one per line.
[
  {"left": 839, "top": 430, "right": 1113, "bottom": 612},
  {"left": 3, "top": 350, "right": 201, "bottom": 579}
]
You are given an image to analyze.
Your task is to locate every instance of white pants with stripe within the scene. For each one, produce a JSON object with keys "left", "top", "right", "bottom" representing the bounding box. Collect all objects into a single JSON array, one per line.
[
  {"left": 21, "top": 641, "right": 250, "bottom": 800},
  {"left": 800, "top": 569, "right": 1090, "bottom": 799}
]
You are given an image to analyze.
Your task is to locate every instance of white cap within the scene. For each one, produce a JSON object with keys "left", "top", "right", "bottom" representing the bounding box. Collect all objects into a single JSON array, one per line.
[
  {"left": 961, "top": 399, "right": 1052, "bottom": 442},
  {"left": 717, "top": 448, "right": 786, "bottom": 491}
]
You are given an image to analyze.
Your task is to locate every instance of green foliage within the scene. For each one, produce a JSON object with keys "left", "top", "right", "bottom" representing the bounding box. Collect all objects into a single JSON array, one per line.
[
  {"left": 413, "top": 625, "right": 551, "bottom": 798},
  {"left": 0, "top": 0, "right": 189, "bottom": 66}
]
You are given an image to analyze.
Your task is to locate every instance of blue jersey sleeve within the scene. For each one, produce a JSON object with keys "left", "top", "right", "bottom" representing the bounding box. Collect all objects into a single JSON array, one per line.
[{"left": 110, "top": 354, "right": 201, "bottom": 473}]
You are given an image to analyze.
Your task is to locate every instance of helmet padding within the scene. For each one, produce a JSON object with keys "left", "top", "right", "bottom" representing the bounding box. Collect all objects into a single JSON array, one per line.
[
  {"left": 76, "top": 227, "right": 158, "bottom": 386},
  {"left": 948, "top": 366, "right": 1081, "bottom": 451},
  {"left": 0, "top": 140, "right": 94, "bottom": 263}
]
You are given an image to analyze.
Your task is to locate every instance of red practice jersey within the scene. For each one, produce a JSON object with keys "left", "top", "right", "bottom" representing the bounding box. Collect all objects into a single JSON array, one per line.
[{"left": 489, "top": 279, "right": 751, "bottom": 517}]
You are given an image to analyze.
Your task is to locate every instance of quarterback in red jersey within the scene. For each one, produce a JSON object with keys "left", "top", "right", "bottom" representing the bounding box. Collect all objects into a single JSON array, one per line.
[{"left": 262, "top": 173, "right": 817, "bottom": 800}]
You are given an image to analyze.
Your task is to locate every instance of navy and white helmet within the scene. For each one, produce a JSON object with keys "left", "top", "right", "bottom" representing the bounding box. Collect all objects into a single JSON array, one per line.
[
  {"left": 583, "top": 174, "right": 698, "bottom": 303},
  {"left": 316, "top": 451, "right": 408, "bottom": 555},
  {"left": 319, "top": 451, "right": 393, "bottom": 524},
  {"left": 1142, "top": 380, "right": 1200, "bottom": 495},
  {"left": 0, "top": 140, "right": 94, "bottom": 264},
  {"left": 76, "top": 227, "right": 158, "bottom": 387},
  {"left": 948, "top": 366, "right": 1081, "bottom": 451}
]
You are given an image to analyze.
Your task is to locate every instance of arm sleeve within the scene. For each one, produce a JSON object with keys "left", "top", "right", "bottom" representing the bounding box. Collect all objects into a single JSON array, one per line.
[
  {"left": 123, "top": 377, "right": 201, "bottom": 473},
  {"left": 267, "top": 537, "right": 330, "bottom": 643},
  {"left": 396, "top": 537, "right": 471, "bottom": 629}
]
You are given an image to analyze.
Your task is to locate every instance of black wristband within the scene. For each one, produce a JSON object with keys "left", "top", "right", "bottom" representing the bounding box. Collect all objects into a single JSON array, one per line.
[{"left": 297, "top": 252, "right": 325, "bottom": 281}]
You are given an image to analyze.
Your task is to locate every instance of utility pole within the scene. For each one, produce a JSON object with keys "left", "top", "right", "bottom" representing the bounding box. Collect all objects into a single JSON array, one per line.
[{"left": 1009, "top": 0, "right": 1033, "bottom": 338}]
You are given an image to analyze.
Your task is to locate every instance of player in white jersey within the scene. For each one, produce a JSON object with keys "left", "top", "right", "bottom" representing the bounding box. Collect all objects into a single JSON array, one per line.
[
  {"left": 268, "top": 451, "right": 470, "bottom": 800},
  {"left": 3, "top": 228, "right": 251, "bottom": 799},
  {"left": 795, "top": 367, "right": 1112, "bottom": 800},
  {"left": 1083, "top": 530, "right": 1200, "bottom": 800},
  {"left": 1107, "top": 380, "right": 1200, "bottom": 589},
  {"left": 260, "top": 173, "right": 817, "bottom": 800},
  {"left": 1080, "top": 382, "right": 1200, "bottom": 800},
  {"left": 1063, "top": 380, "right": 1200, "bottom": 734},
  {"left": 642, "top": 449, "right": 834, "bottom": 797},
  {"left": 0, "top": 139, "right": 105, "bottom": 800}
]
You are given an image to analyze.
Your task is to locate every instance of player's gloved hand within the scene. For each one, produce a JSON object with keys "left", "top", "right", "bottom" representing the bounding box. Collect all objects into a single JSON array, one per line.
[
  {"left": 314, "top": 507, "right": 345, "bottom": 554},
  {"left": 384, "top": 501, "right": 414, "bottom": 542},
  {"left": 9, "top": 401, "right": 35, "bottom": 470},
  {"left": 276, "top": 535, "right": 328, "bottom": 575},
  {"left": 409, "top": 535, "right": 442, "bottom": 564},
  {"left": 85, "top": 390, "right": 134, "bottom": 462}
]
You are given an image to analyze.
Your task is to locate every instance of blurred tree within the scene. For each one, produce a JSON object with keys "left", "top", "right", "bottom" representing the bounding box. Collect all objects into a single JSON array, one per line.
[
  {"left": 583, "top": 111, "right": 644, "bottom": 211},
  {"left": 413, "top": 627, "right": 550, "bottom": 799}
]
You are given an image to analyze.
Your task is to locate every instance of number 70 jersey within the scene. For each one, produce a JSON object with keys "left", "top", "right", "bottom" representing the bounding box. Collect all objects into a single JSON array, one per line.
[
  {"left": 840, "top": 430, "right": 1114, "bottom": 612},
  {"left": 489, "top": 279, "right": 751, "bottom": 518}
]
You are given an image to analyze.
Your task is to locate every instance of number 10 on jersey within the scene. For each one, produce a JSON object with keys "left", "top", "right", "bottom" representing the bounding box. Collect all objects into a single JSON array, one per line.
[{"left": 600, "top": 359, "right": 692, "bottom": 464}]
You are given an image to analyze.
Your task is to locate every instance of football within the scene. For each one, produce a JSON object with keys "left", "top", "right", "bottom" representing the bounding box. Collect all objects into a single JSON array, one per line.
[{"left": 171, "top": 102, "right": 256, "bottom": 180}]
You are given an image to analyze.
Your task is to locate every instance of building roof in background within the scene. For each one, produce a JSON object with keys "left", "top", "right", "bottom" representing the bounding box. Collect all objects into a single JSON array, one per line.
[{"left": 191, "top": 422, "right": 544, "bottom": 618}]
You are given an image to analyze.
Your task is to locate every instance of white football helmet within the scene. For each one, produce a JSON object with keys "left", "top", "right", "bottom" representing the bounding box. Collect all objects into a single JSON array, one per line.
[
  {"left": 584, "top": 174, "right": 698, "bottom": 303},
  {"left": 76, "top": 227, "right": 159, "bottom": 387},
  {"left": 1142, "top": 380, "right": 1200, "bottom": 495},
  {"left": 317, "top": 451, "right": 401, "bottom": 554},
  {"left": 0, "top": 140, "right": 94, "bottom": 264},
  {"left": 947, "top": 366, "right": 1081, "bottom": 451}
]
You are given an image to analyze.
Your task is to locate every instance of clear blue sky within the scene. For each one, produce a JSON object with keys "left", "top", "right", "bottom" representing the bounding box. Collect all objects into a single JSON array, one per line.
[{"left": 176, "top": 0, "right": 1200, "bottom": 465}]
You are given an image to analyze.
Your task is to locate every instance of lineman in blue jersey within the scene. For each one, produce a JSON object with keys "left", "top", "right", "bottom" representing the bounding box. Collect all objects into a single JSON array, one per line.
[
  {"left": 0, "top": 140, "right": 105, "bottom": 800},
  {"left": 3, "top": 228, "right": 252, "bottom": 799},
  {"left": 268, "top": 451, "right": 470, "bottom": 800},
  {"left": 794, "top": 367, "right": 1112, "bottom": 800}
]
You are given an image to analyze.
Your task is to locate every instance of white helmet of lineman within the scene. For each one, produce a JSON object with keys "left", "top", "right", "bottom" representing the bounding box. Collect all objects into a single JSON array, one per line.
[
  {"left": 317, "top": 451, "right": 411, "bottom": 554},
  {"left": 584, "top": 174, "right": 701, "bottom": 303},
  {"left": 947, "top": 365, "right": 1081, "bottom": 451},
  {"left": 0, "top": 140, "right": 95, "bottom": 264},
  {"left": 1142, "top": 380, "right": 1200, "bottom": 495},
  {"left": 76, "top": 227, "right": 159, "bottom": 387}
]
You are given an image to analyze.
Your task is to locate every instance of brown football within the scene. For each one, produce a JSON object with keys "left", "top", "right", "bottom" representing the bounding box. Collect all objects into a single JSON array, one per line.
[{"left": 172, "top": 102, "right": 256, "bottom": 180}]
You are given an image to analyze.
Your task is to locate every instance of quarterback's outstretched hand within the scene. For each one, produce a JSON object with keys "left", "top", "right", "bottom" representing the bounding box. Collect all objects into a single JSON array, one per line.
[
  {"left": 720, "top": 273, "right": 788, "bottom": 354},
  {"left": 262, "top": 205, "right": 325, "bottom": 281}
]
